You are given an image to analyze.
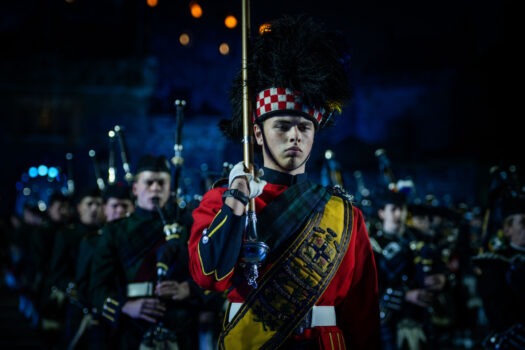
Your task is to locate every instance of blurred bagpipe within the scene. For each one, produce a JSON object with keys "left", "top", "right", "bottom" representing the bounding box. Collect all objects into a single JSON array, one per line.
[
  {"left": 371, "top": 148, "right": 416, "bottom": 231},
  {"left": 154, "top": 99, "right": 233, "bottom": 281},
  {"left": 86, "top": 123, "right": 135, "bottom": 193},
  {"left": 374, "top": 148, "right": 416, "bottom": 199},
  {"left": 317, "top": 147, "right": 418, "bottom": 230},
  {"left": 145, "top": 99, "right": 202, "bottom": 350},
  {"left": 155, "top": 99, "right": 192, "bottom": 282},
  {"left": 15, "top": 122, "right": 135, "bottom": 214},
  {"left": 166, "top": 100, "right": 233, "bottom": 214}
]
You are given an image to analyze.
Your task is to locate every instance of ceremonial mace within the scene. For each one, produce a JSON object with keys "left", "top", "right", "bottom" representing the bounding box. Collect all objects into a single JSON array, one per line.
[{"left": 240, "top": 0, "right": 269, "bottom": 288}]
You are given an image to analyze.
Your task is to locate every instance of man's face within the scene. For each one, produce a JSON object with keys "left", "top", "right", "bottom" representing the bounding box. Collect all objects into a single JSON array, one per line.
[
  {"left": 378, "top": 203, "right": 407, "bottom": 234},
  {"left": 254, "top": 115, "right": 315, "bottom": 174},
  {"left": 77, "top": 196, "right": 104, "bottom": 226},
  {"left": 503, "top": 213, "right": 525, "bottom": 247},
  {"left": 104, "top": 197, "right": 134, "bottom": 222},
  {"left": 133, "top": 171, "right": 171, "bottom": 211},
  {"left": 48, "top": 200, "right": 71, "bottom": 223},
  {"left": 410, "top": 214, "right": 433, "bottom": 236}
]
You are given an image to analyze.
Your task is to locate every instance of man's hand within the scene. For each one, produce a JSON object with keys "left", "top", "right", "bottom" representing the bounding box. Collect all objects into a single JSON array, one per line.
[
  {"left": 155, "top": 280, "right": 191, "bottom": 301},
  {"left": 229, "top": 161, "right": 266, "bottom": 198},
  {"left": 121, "top": 298, "right": 166, "bottom": 323},
  {"left": 405, "top": 289, "right": 434, "bottom": 308},
  {"left": 424, "top": 273, "right": 446, "bottom": 291}
]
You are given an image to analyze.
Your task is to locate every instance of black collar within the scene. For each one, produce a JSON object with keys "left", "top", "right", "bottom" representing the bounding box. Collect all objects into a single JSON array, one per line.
[
  {"left": 134, "top": 206, "right": 162, "bottom": 220},
  {"left": 261, "top": 167, "right": 308, "bottom": 186}
]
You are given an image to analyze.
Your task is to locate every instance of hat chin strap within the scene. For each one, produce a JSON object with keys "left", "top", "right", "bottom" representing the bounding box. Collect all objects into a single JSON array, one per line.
[{"left": 260, "top": 127, "right": 311, "bottom": 173}]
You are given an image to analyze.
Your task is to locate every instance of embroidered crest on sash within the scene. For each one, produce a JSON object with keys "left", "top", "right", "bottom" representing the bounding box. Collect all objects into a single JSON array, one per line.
[{"left": 220, "top": 195, "right": 353, "bottom": 349}]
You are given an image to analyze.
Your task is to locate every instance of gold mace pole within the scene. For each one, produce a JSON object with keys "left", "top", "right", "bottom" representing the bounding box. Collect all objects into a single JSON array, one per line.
[
  {"left": 241, "top": 0, "right": 254, "bottom": 210},
  {"left": 240, "top": 0, "right": 269, "bottom": 288}
]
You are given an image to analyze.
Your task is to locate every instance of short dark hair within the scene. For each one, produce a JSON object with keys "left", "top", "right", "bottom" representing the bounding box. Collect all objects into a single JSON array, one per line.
[
  {"left": 74, "top": 187, "right": 102, "bottom": 205},
  {"left": 376, "top": 190, "right": 407, "bottom": 209},
  {"left": 103, "top": 183, "right": 133, "bottom": 202},
  {"left": 135, "top": 154, "right": 171, "bottom": 174}
]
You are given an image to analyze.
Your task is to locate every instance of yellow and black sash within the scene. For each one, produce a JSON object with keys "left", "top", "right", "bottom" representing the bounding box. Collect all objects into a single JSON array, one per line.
[{"left": 219, "top": 186, "right": 353, "bottom": 349}]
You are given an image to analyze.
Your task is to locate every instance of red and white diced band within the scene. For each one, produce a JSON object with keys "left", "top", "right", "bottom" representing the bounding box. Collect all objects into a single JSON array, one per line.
[{"left": 254, "top": 87, "right": 325, "bottom": 125}]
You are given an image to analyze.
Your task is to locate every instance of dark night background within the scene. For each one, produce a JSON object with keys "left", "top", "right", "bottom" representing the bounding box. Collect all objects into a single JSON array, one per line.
[{"left": 0, "top": 0, "right": 521, "bottom": 219}]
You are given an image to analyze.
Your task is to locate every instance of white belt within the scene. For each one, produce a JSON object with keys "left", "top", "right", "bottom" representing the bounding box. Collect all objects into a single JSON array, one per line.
[
  {"left": 127, "top": 282, "right": 154, "bottom": 298},
  {"left": 228, "top": 302, "right": 336, "bottom": 327}
]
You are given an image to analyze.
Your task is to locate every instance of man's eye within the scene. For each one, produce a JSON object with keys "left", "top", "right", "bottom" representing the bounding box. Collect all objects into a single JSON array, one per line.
[
  {"left": 300, "top": 122, "right": 314, "bottom": 131},
  {"left": 146, "top": 180, "right": 165, "bottom": 186}
]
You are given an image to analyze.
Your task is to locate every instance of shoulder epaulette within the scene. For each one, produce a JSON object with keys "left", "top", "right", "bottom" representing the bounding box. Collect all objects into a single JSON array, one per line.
[
  {"left": 212, "top": 177, "right": 229, "bottom": 189},
  {"left": 328, "top": 185, "right": 354, "bottom": 202}
]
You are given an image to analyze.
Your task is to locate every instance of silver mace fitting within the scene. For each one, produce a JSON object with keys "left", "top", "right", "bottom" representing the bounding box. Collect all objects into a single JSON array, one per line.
[{"left": 241, "top": 240, "right": 269, "bottom": 289}]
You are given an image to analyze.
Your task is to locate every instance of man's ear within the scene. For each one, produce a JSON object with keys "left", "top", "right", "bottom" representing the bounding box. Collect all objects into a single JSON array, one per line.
[
  {"left": 132, "top": 181, "right": 139, "bottom": 196},
  {"left": 254, "top": 123, "right": 263, "bottom": 146}
]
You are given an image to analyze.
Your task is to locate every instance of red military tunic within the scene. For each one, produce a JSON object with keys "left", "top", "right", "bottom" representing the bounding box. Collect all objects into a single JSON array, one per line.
[{"left": 189, "top": 169, "right": 380, "bottom": 349}]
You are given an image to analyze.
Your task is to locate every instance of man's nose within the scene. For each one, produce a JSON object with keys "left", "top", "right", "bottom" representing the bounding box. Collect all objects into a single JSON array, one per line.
[
  {"left": 150, "top": 181, "right": 163, "bottom": 190},
  {"left": 289, "top": 126, "right": 301, "bottom": 142}
]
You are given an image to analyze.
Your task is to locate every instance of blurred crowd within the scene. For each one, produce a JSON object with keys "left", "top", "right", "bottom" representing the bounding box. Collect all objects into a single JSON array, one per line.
[{"left": 0, "top": 150, "right": 524, "bottom": 350}]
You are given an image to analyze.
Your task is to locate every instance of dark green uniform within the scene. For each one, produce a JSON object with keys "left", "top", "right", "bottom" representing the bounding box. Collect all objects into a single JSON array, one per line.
[
  {"left": 89, "top": 206, "right": 201, "bottom": 350},
  {"left": 46, "top": 222, "right": 101, "bottom": 347},
  {"left": 63, "top": 229, "right": 108, "bottom": 349},
  {"left": 473, "top": 245, "right": 525, "bottom": 348}
]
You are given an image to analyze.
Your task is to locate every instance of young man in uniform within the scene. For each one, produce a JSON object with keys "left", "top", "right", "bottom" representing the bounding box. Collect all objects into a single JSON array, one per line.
[
  {"left": 371, "top": 191, "right": 448, "bottom": 350},
  {"left": 64, "top": 183, "right": 135, "bottom": 349},
  {"left": 102, "top": 182, "right": 135, "bottom": 222},
  {"left": 188, "top": 15, "right": 380, "bottom": 350},
  {"left": 89, "top": 154, "right": 201, "bottom": 349},
  {"left": 473, "top": 195, "right": 525, "bottom": 349},
  {"left": 46, "top": 187, "right": 105, "bottom": 348}
]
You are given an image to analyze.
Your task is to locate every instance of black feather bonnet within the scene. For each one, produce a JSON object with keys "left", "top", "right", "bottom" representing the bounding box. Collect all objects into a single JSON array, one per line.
[{"left": 219, "top": 14, "right": 352, "bottom": 142}]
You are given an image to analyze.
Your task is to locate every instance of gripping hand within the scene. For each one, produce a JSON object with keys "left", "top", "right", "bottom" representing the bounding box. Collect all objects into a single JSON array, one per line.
[{"left": 229, "top": 161, "right": 267, "bottom": 198}]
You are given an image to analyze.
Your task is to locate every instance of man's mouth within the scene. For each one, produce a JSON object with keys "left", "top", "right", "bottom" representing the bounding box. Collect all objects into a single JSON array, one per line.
[{"left": 284, "top": 146, "right": 301, "bottom": 155}]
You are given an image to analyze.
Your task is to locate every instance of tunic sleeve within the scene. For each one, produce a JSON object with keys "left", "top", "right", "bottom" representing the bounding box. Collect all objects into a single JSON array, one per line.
[
  {"left": 188, "top": 188, "right": 245, "bottom": 291},
  {"left": 89, "top": 224, "right": 125, "bottom": 324}
]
